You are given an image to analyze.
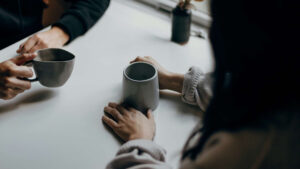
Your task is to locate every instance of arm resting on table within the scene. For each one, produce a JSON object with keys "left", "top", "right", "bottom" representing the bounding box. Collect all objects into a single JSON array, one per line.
[
  {"left": 53, "top": 0, "right": 110, "bottom": 42},
  {"left": 106, "top": 139, "right": 172, "bottom": 169}
]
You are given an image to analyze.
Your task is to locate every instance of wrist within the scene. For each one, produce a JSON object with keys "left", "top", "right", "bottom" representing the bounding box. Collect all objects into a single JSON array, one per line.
[
  {"left": 161, "top": 72, "right": 184, "bottom": 93},
  {"left": 128, "top": 134, "right": 153, "bottom": 141},
  {"left": 51, "top": 26, "right": 70, "bottom": 45}
]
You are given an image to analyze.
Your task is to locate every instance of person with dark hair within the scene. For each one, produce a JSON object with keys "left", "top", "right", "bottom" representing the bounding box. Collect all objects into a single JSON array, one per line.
[
  {"left": 102, "top": 0, "right": 300, "bottom": 168},
  {"left": 0, "top": 0, "right": 110, "bottom": 51}
]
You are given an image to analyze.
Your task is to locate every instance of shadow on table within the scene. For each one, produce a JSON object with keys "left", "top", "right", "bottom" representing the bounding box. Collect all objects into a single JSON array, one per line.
[
  {"left": 160, "top": 90, "right": 203, "bottom": 117},
  {"left": 0, "top": 89, "right": 57, "bottom": 114}
]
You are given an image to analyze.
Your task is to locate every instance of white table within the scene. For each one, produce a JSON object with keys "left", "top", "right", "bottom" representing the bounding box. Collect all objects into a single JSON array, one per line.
[{"left": 0, "top": 1, "right": 213, "bottom": 169}]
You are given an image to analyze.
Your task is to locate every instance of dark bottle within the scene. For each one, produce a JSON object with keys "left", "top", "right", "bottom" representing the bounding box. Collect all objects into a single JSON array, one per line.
[{"left": 171, "top": 5, "right": 192, "bottom": 45}]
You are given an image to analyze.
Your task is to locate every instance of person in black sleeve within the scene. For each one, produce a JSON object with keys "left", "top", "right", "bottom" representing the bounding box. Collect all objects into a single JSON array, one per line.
[
  {"left": 0, "top": 0, "right": 109, "bottom": 100},
  {"left": 0, "top": 0, "right": 110, "bottom": 52}
]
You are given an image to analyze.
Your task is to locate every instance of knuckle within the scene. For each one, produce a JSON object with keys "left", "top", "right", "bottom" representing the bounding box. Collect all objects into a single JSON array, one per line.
[
  {"left": 3, "top": 77, "right": 11, "bottom": 85},
  {"left": 39, "top": 39, "right": 46, "bottom": 45},
  {"left": 24, "top": 46, "right": 30, "bottom": 51},
  {"left": 23, "top": 68, "right": 33, "bottom": 77},
  {"left": 27, "top": 82, "right": 32, "bottom": 89},
  {"left": 123, "top": 111, "right": 130, "bottom": 116},
  {"left": 116, "top": 105, "right": 123, "bottom": 112},
  {"left": 111, "top": 109, "right": 118, "bottom": 115},
  {"left": 34, "top": 34, "right": 40, "bottom": 39},
  {"left": 118, "top": 116, "right": 125, "bottom": 122},
  {"left": 115, "top": 124, "right": 123, "bottom": 129},
  {"left": 27, "top": 69, "right": 34, "bottom": 77},
  {"left": 2, "top": 62, "right": 11, "bottom": 70},
  {"left": 24, "top": 82, "right": 31, "bottom": 90},
  {"left": 39, "top": 38, "right": 44, "bottom": 44}
]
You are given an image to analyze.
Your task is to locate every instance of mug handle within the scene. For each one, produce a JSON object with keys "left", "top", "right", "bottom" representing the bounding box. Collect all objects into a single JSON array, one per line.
[{"left": 22, "top": 60, "right": 38, "bottom": 82}]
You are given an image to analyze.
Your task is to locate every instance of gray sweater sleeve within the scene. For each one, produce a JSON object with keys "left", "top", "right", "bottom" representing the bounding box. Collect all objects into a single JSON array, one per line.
[
  {"left": 182, "top": 66, "right": 213, "bottom": 112},
  {"left": 106, "top": 139, "right": 172, "bottom": 169}
]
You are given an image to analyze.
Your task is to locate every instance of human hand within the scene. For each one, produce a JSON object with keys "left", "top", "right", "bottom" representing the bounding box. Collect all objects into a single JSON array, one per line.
[
  {"left": 130, "top": 56, "right": 172, "bottom": 89},
  {"left": 42, "top": 0, "right": 49, "bottom": 5},
  {"left": 0, "top": 53, "right": 36, "bottom": 100},
  {"left": 17, "top": 26, "right": 69, "bottom": 54},
  {"left": 131, "top": 56, "right": 184, "bottom": 93},
  {"left": 102, "top": 103, "right": 155, "bottom": 142}
]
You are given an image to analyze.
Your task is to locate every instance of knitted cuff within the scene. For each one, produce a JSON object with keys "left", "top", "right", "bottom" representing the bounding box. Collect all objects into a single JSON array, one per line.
[
  {"left": 118, "top": 139, "right": 167, "bottom": 161},
  {"left": 182, "top": 66, "right": 205, "bottom": 105}
]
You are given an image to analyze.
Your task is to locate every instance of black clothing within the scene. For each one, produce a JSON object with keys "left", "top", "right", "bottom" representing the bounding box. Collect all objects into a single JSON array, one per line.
[
  {"left": 0, "top": 0, "right": 44, "bottom": 49},
  {"left": 53, "top": 0, "right": 110, "bottom": 43},
  {"left": 0, "top": 0, "right": 110, "bottom": 50}
]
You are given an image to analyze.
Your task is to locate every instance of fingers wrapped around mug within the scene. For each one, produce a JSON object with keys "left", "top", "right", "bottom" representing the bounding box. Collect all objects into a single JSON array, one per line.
[
  {"left": 0, "top": 77, "right": 29, "bottom": 100},
  {"left": 0, "top": 76, "right": 31, "bottom": 90},
  {"left": 0, "top": 54, "right": 36, "bottom": 100},
  {"left": 10, "top": 53, "right": 36, "bottom": 66},
  {"left": 16, "top": 27, "right": 69, "bottom": 54}
]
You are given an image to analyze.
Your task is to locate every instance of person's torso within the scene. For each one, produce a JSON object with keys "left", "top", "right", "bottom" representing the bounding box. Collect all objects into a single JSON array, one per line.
[
  {"left": 0, "top": 0, "right": 45, "bottom": 49},
  {"left": 179, "top": 115, "right": 300, "bottom": 169}
]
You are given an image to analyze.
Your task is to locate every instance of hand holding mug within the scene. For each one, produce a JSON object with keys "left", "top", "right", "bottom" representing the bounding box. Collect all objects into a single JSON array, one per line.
[
  {"left": 16, "top": 27, "right": 69, "bottom": 54},
  {"left": 130, "top": 56, "right": 171, "bottom": 90},
  {"left": 25, "top": 48, "right": 75, "bottom": 88},
  {"left": 131, "top": 56, "right": 184, "bottom": 93},
  {"left": 0, "top": 54, "right": 36, "bottom": 100}
]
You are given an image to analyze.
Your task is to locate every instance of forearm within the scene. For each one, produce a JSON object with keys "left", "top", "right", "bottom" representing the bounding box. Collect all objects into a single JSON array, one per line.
[
  {"left": 50, "top": 26, "right": 69, "bottom": 45},
  {"left": 53, "top": 0, "right": 110, "bottom": 42},
  {"left": 106, "top": 139, "right": 172, "bottom": 169},
  {"left": 161, "top": 72, "right": 184, "bottom": 93},
  {"left": 130, "top": 57, "right": 213, "bottom": 110}
]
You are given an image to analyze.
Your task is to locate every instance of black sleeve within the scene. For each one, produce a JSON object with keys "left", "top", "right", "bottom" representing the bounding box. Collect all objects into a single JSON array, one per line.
[{"left": 53, "top": 0, "right": 110, "bottom": 43}]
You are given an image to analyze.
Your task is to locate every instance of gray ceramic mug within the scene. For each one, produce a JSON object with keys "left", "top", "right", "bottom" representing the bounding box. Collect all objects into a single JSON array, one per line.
[
  {"left": 122, "top": 62, "right": 159, "bottom": 113},
  {"left": 25, "top": 48, "right": 75, "bottom": 87}
]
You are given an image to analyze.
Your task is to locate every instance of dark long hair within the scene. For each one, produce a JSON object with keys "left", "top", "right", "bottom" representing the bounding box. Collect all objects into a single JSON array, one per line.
[{"left": 185, "top": 0, "right": 300, "bottom": 160}]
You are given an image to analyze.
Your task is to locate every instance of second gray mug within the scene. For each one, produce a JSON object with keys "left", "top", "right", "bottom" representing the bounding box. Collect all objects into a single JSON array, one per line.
[
  {"left": 26, "top": 48, "right": 75, "bottom": 88},
  {"left": 122, "top": 62, "right": 159, "bottom": 113}
]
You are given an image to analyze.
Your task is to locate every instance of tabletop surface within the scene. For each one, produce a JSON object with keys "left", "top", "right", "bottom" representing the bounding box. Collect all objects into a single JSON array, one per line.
[{"left": 0, "top": 1, "right": 213, "bottom": 169}]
